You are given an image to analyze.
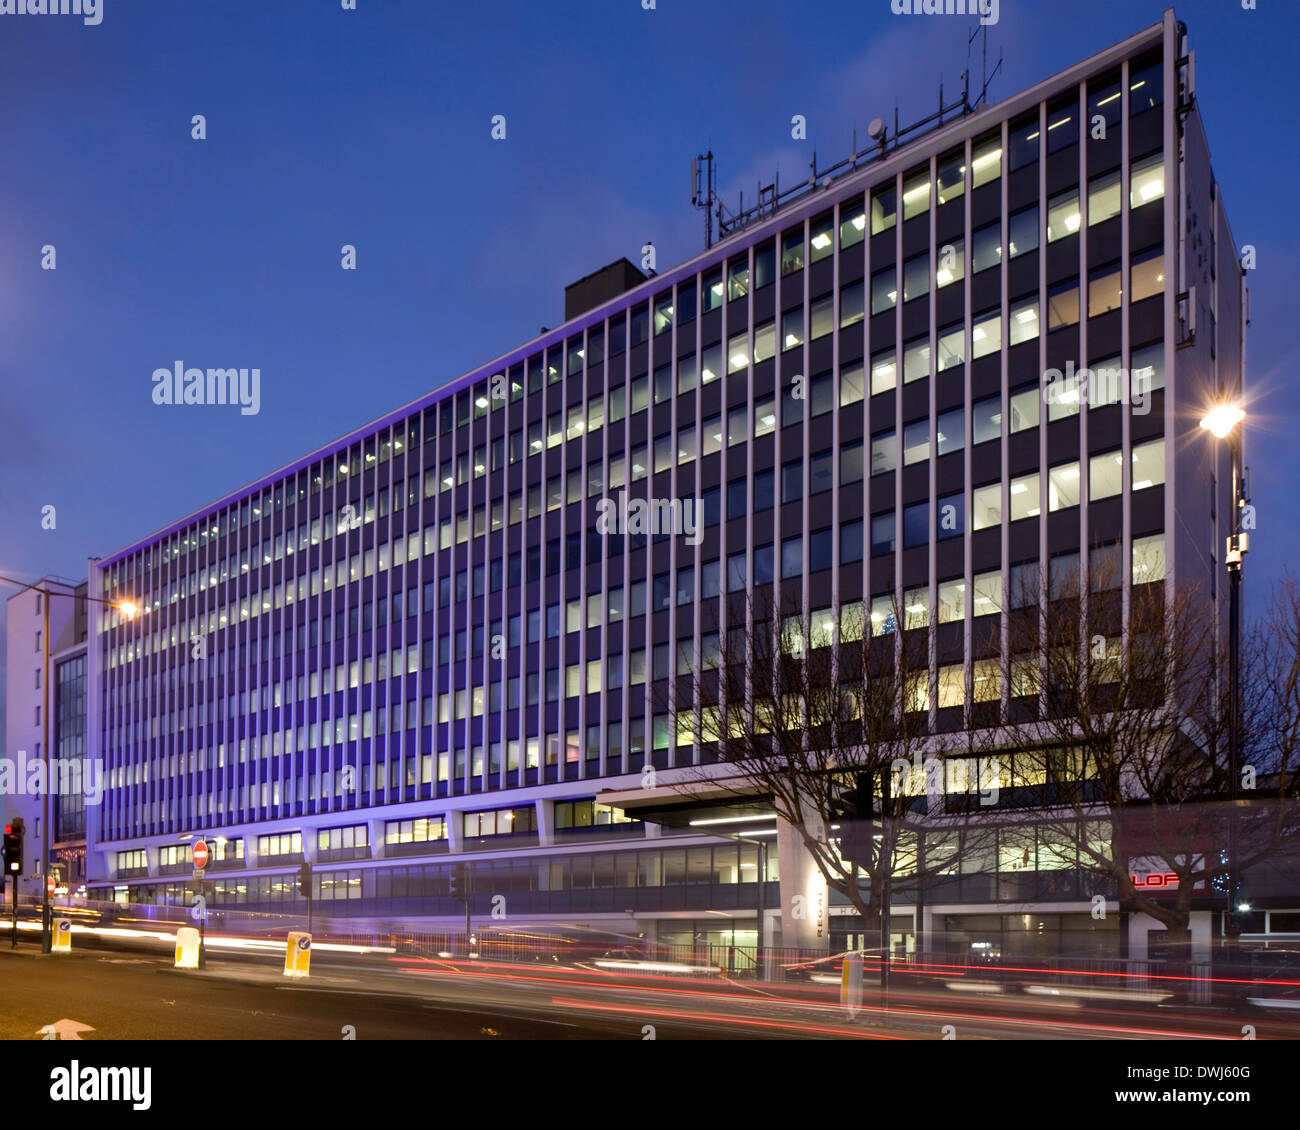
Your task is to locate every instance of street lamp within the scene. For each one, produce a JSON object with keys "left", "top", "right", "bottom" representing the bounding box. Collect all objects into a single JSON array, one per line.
[
  {"left": 0, "top": 573, "right": 137, "bottom": 953},
  {"left": 1197, "top": 402, "right": 1249, "bottom": 944}
]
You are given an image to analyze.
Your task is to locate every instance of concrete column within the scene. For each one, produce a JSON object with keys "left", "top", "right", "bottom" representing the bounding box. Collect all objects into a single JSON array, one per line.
[
  {"left": 776, "top": 812, "right": 829, "bottom": 951},
  {"left": 536, "top": 798, "right": 554, "bottom": 847}
]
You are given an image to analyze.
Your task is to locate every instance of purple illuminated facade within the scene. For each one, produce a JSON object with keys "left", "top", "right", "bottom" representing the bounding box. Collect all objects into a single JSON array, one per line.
[{"left": 22, "top": 10, "right": 1284, "bottom": 959}]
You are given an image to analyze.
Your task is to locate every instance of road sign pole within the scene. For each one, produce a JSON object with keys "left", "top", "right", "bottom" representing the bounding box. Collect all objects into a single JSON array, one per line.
[{"left": 192, "top": 839, "right": 209, "bottom": 969}]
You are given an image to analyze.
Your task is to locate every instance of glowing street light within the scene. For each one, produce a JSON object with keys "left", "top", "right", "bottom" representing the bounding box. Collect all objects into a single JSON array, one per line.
[{"left": 1199, "top": 403, "right": 1245, "bottom": 439}]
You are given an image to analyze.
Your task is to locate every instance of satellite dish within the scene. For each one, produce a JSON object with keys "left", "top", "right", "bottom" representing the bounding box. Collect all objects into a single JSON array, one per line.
[{"left": 867, "top": 117, "right": 886, "bottom": 140}]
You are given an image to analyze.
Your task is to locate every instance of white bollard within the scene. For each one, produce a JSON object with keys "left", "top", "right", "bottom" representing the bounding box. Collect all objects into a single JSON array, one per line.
[
  {"left": 175, "top": 925, "right": 201, "bottom": 968},
  {"left": 841, "top": 952, "right": 863, "bottom": 1019}
]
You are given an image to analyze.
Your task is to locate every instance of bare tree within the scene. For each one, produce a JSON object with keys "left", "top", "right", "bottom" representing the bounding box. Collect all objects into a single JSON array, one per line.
[
  {"left": 998, "top": 553, "right": 1300, "bottom": 976},
  {"left": 668, "top": 588, "right": 999, "bottom": 964}
]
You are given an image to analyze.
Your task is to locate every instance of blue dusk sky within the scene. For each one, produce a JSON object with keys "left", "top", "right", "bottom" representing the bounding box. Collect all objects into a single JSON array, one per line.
[{"left": 0, "top": 0, "right": 1296, "bottom": 732}]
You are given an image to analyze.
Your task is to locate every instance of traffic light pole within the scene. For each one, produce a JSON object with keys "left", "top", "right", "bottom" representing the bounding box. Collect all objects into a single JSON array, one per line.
[
  {"left": 298, "top": 859, "right": 313, "bottom": 933},
  {"left": 464, "top": 868, "right": 471, "bottom": 957},
  {"left": 5, "top": 820, "right": 24, "bottom": 948}
]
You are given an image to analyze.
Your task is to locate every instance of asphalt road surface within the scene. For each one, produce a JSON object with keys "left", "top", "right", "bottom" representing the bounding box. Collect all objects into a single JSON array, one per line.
[
  {"left": 2, "top": 939, "right": 1296, "bottom": 1041},
  {"left": 0, "top": 947, "right": 807, "bottom": 1040}
]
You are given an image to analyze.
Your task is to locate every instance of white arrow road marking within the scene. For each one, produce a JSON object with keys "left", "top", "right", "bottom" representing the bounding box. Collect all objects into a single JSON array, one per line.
[{"left": 37, "top": 1019, "right": 96, "bottom": 1040}]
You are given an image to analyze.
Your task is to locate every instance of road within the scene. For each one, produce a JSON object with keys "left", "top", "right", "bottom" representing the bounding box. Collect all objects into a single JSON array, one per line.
[
  {"left": 0, "top": 947, "right": 828, "bottom": 1040},
  {"left": 4, "top": 937, "right": 1296, "bottom": 1041}
]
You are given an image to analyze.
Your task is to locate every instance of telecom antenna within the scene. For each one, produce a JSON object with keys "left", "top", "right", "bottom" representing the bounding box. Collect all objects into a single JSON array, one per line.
[
  {"left": 695, "top": 66, "right": 968, "bottom": 244},
  {"left": 691, "top": 152, "right": 718, "bottom": 249}
]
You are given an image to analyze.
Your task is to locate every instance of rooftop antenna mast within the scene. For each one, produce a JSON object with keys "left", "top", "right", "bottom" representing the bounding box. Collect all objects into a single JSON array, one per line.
[
  {"left": 967, "top": 20, "right": 1003, "bottom": 110},
  {"left": 691, "top": 152, "right": 718, "bottom": 249}
]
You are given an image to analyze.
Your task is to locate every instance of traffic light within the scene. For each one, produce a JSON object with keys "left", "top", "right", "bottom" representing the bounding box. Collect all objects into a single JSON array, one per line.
[
  {"left": 449, "top": 863, "right": 467, "bottom": 902},
  {"left": 3, "top": 819, "right": 24, "bottom": 875},
  {"left": 297, "top": 859, "right": 312, "bottom": 898}
]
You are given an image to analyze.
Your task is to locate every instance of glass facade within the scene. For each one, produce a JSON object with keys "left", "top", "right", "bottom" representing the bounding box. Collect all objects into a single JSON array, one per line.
[
  {"left": 80, "top": 39, "right": 1199, "bottom": 935},
  {"left": 54, "top": 653, "right": 87, "bottom": 842}
]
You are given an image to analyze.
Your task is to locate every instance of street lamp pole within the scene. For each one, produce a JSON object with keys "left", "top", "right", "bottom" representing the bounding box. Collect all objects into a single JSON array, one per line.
[
  {"left": 0, "top": 574, "right": 137, "bottom": 954},
  {"left": 40, "top": 592, "right": 51, "bottom": 953},
  {"left": 1225, "top": 425, "right": 1245, "bottom": 943},
  {"left": 1197, "top": 406, "right": 1248, "bottom": 947}
]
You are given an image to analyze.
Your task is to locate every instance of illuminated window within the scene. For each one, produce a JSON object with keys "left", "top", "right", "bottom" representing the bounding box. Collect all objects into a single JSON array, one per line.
[
  {"left": 971, "top": 132, "right": 1001, "bottom": 188},
  {"left": 971, "top": 310, "right": 1001, "bottom": 359},
  {"left": 972, "top": 483, "right": 1001, "bottom": 530},
  {"left": 1131, "top": 438, "right": 1165, "bottom": 490},
  {"left": 1048, "top": 462, "right": 1080, "bottom": 511},
  {"left": 1009, "top": 298, "right": 1039, "bottom": 346},
  {"left": 1130, "top": 249, "right": 1165, "bottom": 303},
  {"left": 972, "top": 570, "right": 1002, "bottom": 616},
  {"left": 1046, "top": 189, "right": 1081, "bottom": 242},
  {"left": 936, "top": 237, "right": 964, "bottom": 286},
  {"left": 1088, "top": 262, "right": 1122, "bottom": 317},
  {"left": 1130, "top": 153, "right": 1164, "bottom": 208},
  {"left": 840, "top": 199, "right": 867, "bottom": 248},
  {"left": 901, "top": 168, "right": 931, "bottom": 220},
  {"left": 1009, "top": 473, "right": 1040, "bottom": 521},
  {"left": 972, "top": 658, "right": 1002, "bottom": 702},
  {"left": 938, "top": 664, "right": 965, "bottom": 708},
  {"left": 903, "top": 587, "right": 930, "bottom": 629},
  {"left": 870, "top": 185, "right": 897, "bottom": 234},
  {"left": 936, "top": 148, "right": 965, "bottom": 204},
  {"left": 809, "top": 213, "right": 834, "bottom": 262},
  {"left": 938, "top": 579, "right": 966, "bottom": 623},
  {"left": 1089, "top": 450, "right": 1123, "bottom": 500},
  {"left": 870, "top": 351, "right": 896, "bottom": 395}
]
